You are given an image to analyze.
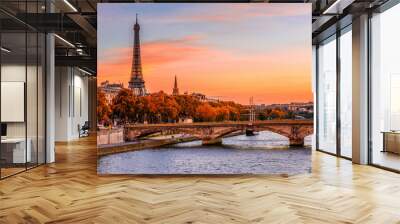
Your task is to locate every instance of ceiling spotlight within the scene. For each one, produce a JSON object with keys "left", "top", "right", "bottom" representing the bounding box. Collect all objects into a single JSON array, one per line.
[
  {"left": 78, "top": 67, "right": 93, "bottom": 76},
  {"left": 1, "top": 47, "right": 11, "bottom": 53},
  {"left": 76, "top": 48, "right": 85, "bottom": 55},
  {"left": 63, "top": 0, "right": 78, "bottom": 12},
  {"left": 54, "top": 34, "right": 75, "bottom": 48},
  {"left": 322, "top": 0, "right": 354, "bottom": 15}
]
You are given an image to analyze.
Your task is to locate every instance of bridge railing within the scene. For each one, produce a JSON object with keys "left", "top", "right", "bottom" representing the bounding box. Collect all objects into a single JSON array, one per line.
[{"left": 123, "top": 119, "right": 314, "bottom": 128}]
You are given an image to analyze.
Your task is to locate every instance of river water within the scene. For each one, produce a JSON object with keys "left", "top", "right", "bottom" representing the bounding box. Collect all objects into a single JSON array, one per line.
[{"left": 98, "top": 131, "right": 312, "bottom": 175}]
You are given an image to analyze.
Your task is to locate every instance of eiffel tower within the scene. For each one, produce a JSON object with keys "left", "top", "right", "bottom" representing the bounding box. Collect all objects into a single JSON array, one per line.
[{"left": 128, "top": 14, "right": 146, "bottom": 96}]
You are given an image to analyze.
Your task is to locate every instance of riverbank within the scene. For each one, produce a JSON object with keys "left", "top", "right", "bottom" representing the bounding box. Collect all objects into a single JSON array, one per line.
[
  {"left": 98, "top": 131, "right": 246, "bottom": 156},
  {"left": 97, "top": 136, "right": 197, "bottom": 156}
]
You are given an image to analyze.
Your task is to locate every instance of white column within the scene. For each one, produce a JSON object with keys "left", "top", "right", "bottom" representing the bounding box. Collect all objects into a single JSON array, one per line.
[
  {"left": 46, "top": 33, "right": 55, "bottom": 163},
  {"left": 55, "top": 67, "right": 72, "bottom": 141},
  {"left": 352, "top": 14, "right": 369, "bottom": 164},
  {"left": 312, "top": 45, "right": 317, "bottom": 150},
  {"left": 88, "top": 77, "right": 97, "bottom": 132}
]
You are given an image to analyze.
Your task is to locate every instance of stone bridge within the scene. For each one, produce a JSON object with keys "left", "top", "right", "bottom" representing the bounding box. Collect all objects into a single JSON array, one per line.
[{"left": 124, "top": 120, "right": 313, "bottom": 146}]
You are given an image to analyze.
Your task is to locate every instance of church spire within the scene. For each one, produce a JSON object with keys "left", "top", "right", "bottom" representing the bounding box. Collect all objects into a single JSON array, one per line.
[{"left": 173, "top": 75, "right": 179, "bottom": 96}]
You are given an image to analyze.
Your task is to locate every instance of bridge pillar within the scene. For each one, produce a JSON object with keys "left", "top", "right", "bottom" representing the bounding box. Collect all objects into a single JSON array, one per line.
[
  {"left": 202, "top": 138, "right": 222, "bottom": 145},
  {"left": 245, "top": 129, "right": 255, "bottom": 136},
  {"left": 289, "top": 138, "right": 304, "bottom": 147}
]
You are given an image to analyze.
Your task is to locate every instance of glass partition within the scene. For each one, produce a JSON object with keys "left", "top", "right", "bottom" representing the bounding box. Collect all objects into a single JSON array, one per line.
[
  {"left": 339, "top": 27, "right": 352, "bottom": 158},
  {"left": 27, "top": 31, "right": 38, "bottom": 169},
  {"left": 371, "top": 4, "right": 400, "bottom": 171},
  {"left": 0, "top": 2, "right": 46, "bottom": 179},
  {"left": 1, "top": 31, "right": 28, "bottom": 177},
  {"left": 317, "top": 36, "right": 337, "bottom": 154}
]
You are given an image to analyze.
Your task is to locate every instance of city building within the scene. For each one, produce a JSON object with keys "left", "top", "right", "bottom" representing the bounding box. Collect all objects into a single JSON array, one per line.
[
  {"left": 261, "top": 102, "right": 314, "bottom": 114},
  {"left": 190, "top": 92, "right": 207, "bottom": 101},
  {"left": 98, "top": 80, "right": 124, "bottom": 104},
  {"left": 287, "top": 102, "right": 313, "bottom": 112},
  {"left": 1, "top": 0, "right": 400, "bottom": 222}
]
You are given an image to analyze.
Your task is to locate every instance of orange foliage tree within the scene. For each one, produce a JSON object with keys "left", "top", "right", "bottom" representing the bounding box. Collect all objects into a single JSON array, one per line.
[
  {"left": 195, "top": 103, "right": 217, "bottom": 122},
  {"left": 111, "top": 89, "right": 137, "bottom": 124},
  {"left": 97, "top": 90, "right": 111, "bottom": 126},
  {"left": 109, "top": 89, "right": 245, "bottom": 124}
]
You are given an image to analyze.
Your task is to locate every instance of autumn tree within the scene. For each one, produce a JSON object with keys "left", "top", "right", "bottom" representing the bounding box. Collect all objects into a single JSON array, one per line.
[
  {"left": 97, "top": 90, "right": 111, "bottom": 126},
  {"left": 111, "top": 89, "right": 137, "bottom": 124},
  {"left": 109, "top": 90, "right": 245, "bottom": 124},
  {"left": 195, "top": 102, "right": 217, "bottom": 122},
  {"left": 174, "top": 95, "right": 200, "bottom": 119},
  {"left": 268, "top": 109, "right": 286, "bottom": 119},
  {"left": 215, "top": 106, "right": 230, "bottom": 121},
  {"left": 227, "top": 105, "right": 241, "bottom": 121},
  {"left": 284, "top": 110, "right": 295, "bottom": 119},
  {"left": 147, "top": 92, "right": 180, "bottom": 122}
]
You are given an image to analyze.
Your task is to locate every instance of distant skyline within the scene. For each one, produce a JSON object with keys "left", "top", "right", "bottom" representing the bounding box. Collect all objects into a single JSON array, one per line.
[{"left": 98, "top": 3, "right": 312, "bottom": 105}]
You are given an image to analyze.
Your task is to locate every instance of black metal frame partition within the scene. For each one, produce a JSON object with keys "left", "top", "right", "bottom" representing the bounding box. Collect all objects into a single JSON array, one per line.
[
  {"left": 315, "top": 23, "right": 353, "bottom": 161},
  {"left": 366, "top": 1, "right": 400, "bottom": 173},
  {"left": 316, "top": 0, "right": 400, "bottom": 173},
  {"left": 0, "top": 1, "right": 47, "bottom": 180}
]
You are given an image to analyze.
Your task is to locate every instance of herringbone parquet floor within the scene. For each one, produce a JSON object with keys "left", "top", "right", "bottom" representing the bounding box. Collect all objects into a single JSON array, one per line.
[{"left": 1, "top": 137, "right": 400, "bottom": 224}]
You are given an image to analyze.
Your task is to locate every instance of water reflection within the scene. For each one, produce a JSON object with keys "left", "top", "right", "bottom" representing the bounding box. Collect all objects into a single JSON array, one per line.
[{"left": 98, "top": 131, "right": 312, "bottom": 175}]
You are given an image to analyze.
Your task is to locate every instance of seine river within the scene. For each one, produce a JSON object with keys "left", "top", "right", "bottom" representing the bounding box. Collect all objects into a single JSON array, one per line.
[{"left": 98, "top": 132, "right": 312, "bottom": 175}]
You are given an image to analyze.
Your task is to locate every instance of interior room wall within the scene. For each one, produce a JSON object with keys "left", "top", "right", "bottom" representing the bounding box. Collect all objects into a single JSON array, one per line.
[
  {"left": 1, "top": 63, "right": 44, "bottom": 164},
  {"left": 55, "top": 66, "right": 89, "bottom": 141},
  {"left": 1, "top": 64, "right": 28, "bottom": 138}
]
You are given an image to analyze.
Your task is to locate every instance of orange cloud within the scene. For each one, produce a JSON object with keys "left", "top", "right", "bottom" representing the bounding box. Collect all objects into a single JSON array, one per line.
[
  {"left": 99, "top": 35, "right": 212, "bottom": 83},
  {"left": 98, "top": 35, "right": 312, "bottom": 104}
]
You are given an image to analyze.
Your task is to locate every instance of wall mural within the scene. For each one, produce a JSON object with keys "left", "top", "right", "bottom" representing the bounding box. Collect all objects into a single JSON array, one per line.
[{"left": 97, "top": 3, "right": 313, "bottom": 175}]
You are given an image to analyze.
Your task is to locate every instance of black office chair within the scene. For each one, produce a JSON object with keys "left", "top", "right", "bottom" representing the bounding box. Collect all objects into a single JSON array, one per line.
[{"left": 79, "top": 121, "right": 90, "bottom": 138}]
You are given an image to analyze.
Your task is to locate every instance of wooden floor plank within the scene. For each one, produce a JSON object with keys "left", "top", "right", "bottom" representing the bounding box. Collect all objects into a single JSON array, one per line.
[{"left": 1, "top": 136, "right": 400, "bottom": 223}]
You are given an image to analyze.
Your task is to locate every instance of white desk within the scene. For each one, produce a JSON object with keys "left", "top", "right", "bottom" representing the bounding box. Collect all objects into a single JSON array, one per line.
[{"left": 1, "top": 138, "right": 31, "bottom": 163}]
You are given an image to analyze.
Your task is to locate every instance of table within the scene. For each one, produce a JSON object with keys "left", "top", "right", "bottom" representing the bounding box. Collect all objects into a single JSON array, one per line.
[
  {"left": 1, "top": 138, "right": 31, "bottom": 164},
  {"left": 382, "top": 131, "right": 400, "bottom": 154}
]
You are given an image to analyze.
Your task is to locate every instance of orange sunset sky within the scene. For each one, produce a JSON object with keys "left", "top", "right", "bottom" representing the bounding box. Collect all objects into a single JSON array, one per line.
[{"left": 98, "top": 3, "right": 312, "bottom": 105}]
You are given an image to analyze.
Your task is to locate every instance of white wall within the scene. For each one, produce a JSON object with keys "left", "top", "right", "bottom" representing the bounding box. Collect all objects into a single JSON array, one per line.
[
  {"left": 1, "top": 63, "right": 46, "bottom": 164},
  {"left": 1, "top": 65, "right": 41, "bottom": 138},
  {"left": 1, "top": 65, "right": 26, "bottom": 138},
  {"left": 55, "top": 67, "right": 89, "bottom": 141}
]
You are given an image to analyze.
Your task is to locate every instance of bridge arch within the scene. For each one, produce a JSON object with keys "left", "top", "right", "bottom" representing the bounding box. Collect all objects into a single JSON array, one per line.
[
  {"left": 125, "top": 120, "right": 313, "bottom": 146},
  {"left": 135, "top": 129, "right": 163, "bottom": 138}
]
